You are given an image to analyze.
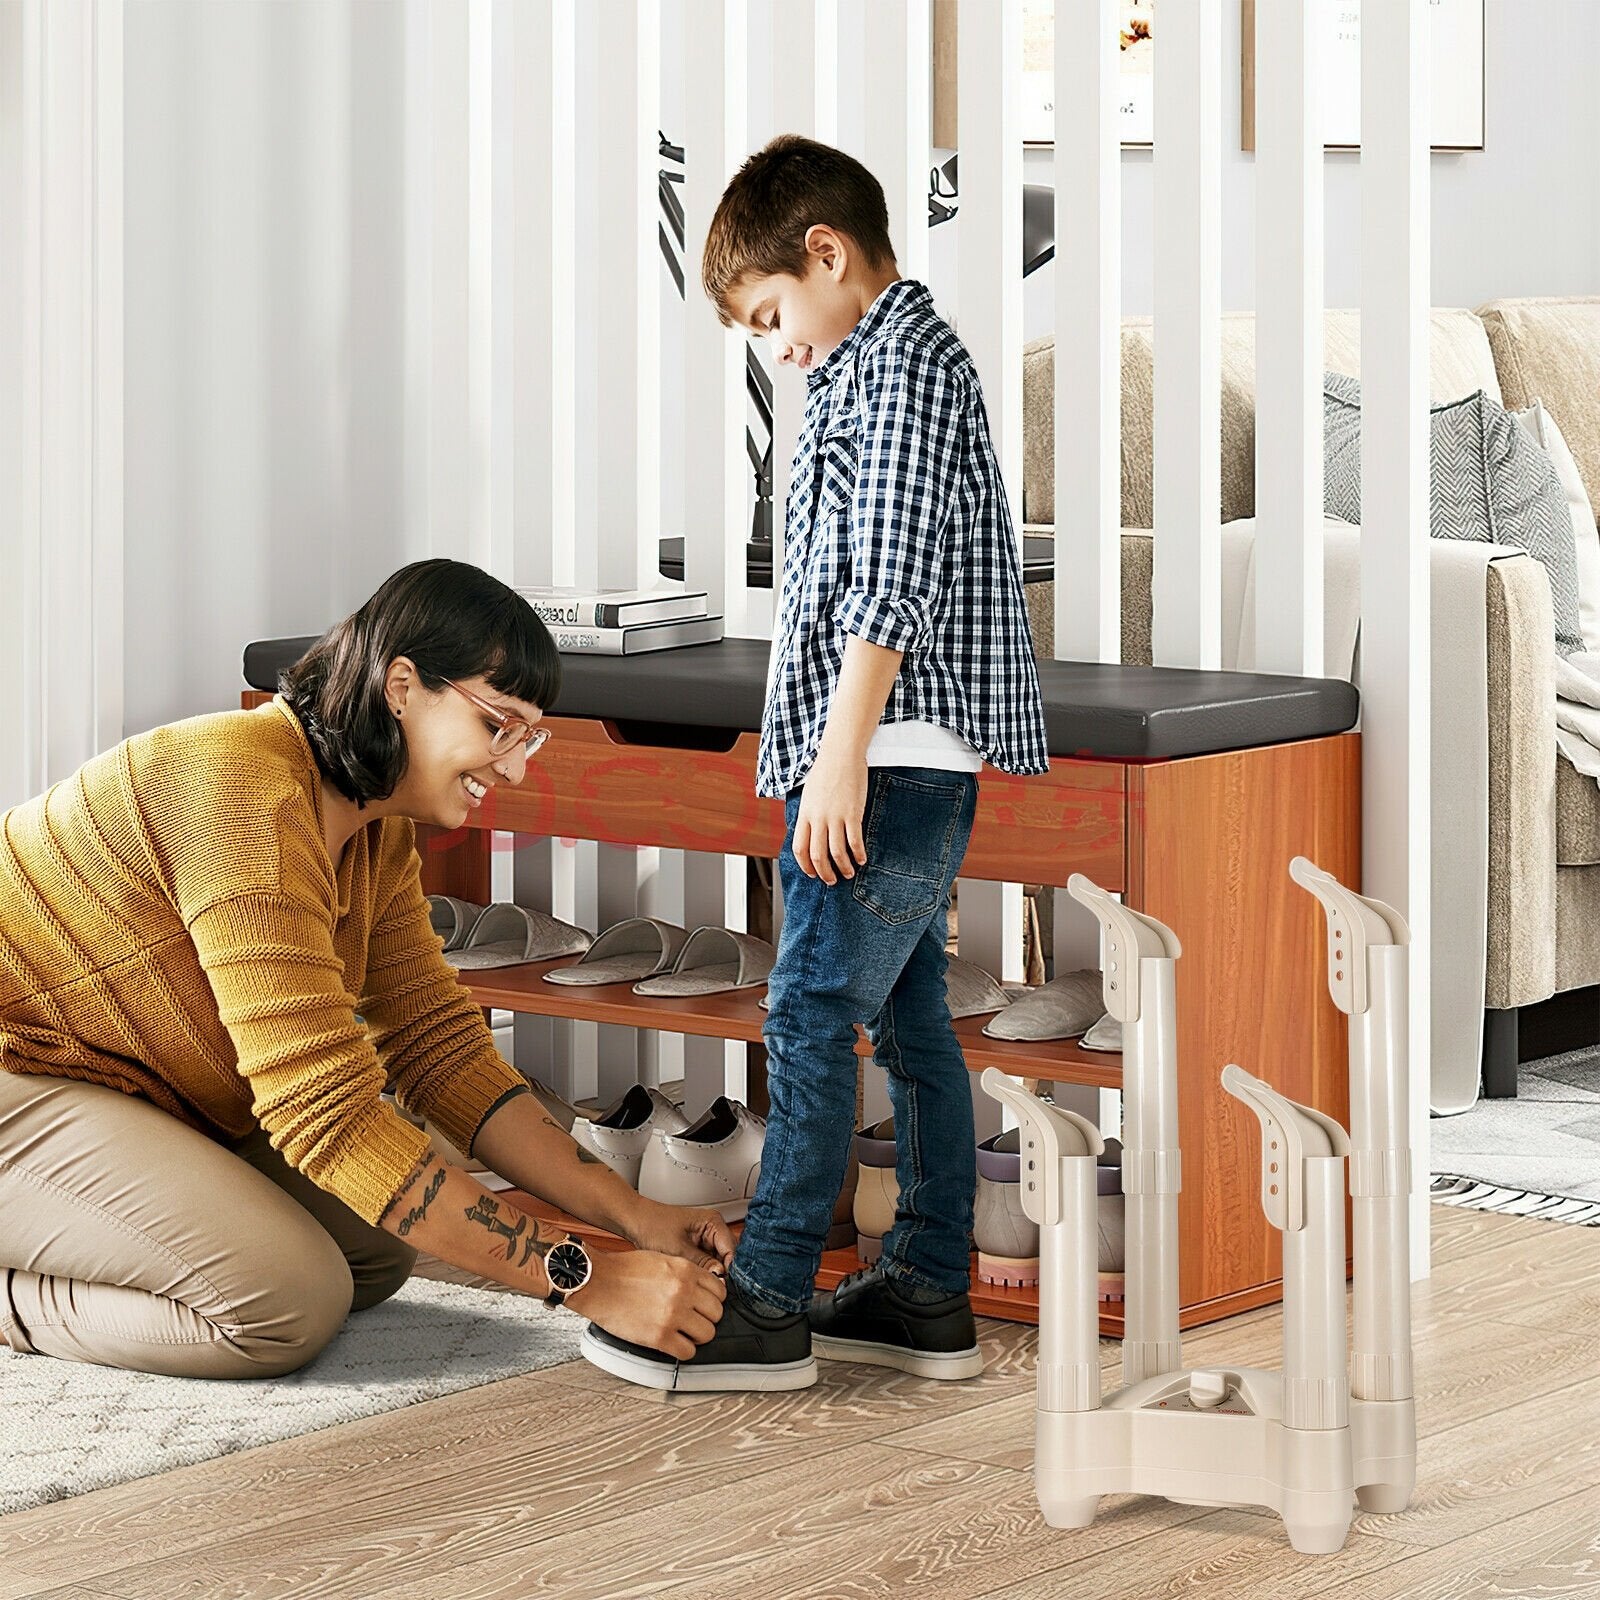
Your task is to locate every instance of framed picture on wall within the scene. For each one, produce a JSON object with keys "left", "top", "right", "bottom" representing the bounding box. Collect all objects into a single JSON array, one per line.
[
  {"left": 1241, "top": 0, "right": 1485, "bottom": 152},
  {"left": 1019, "top": 0, "right": 1155, "bottom": 148}
]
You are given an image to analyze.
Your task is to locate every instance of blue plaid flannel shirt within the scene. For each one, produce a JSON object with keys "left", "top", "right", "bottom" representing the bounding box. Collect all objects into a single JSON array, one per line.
[{"left": 757, "top": 278, "right": 1049, "bottom": 798}]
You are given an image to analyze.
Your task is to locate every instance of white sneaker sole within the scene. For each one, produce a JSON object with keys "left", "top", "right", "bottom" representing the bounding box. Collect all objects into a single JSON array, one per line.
[
  {"left": 579, "top": 1325, "right": 817, "bottom": 1392},
  {"left": 811, "top": 1333, "right": 985, "bottom": 1381}
]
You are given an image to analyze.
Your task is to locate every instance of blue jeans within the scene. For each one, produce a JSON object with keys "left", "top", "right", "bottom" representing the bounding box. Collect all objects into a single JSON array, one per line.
[{"left": 731, "top": 767, "right": 980, "bottom": 1314}]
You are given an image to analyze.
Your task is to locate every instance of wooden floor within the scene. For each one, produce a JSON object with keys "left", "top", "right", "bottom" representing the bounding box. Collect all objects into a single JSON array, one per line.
[{"left": 3, "top": 1205, "right": 1600, "bottom": 1600}]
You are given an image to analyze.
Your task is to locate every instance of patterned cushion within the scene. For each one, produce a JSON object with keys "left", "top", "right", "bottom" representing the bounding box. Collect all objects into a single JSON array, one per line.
[{"left": 1322, "top": 371, "right": 1583, "bottom": 657}]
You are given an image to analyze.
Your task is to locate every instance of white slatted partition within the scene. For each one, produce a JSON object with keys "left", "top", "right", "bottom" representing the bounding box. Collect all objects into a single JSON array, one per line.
[
  {"left": 1050, "top": 0, "right": 1121, "bottom": 1132},
  {"left": 758, "top": 0, "right": 821, "bottom": 646},
  {"left": 424, "top": 0, "right": 471, "bottom": 558},
  {"left": 1361, "top": 0, "right": 1432, "bottom": 1279},
  {"left": 582, "top": 0, "right": 663, "bottom": 1101},
  {"left": 1253, "top": 0, "right": 1324, "bottom": 678},
  {"left": 1052, "top": 0, "right": 1119, "bottom": 669},
  {"left": 955, "top": 0, "right": 1022, "bottom": 1145},
  {"left": 1151, "top": 0, "right": 1223, "bottom": 670},
  {"left": 510, "top": 0, "right": 579, "bottom": 1098},
  {"left": 681, "top": 0, "right": 753, "bottom": 1109}
]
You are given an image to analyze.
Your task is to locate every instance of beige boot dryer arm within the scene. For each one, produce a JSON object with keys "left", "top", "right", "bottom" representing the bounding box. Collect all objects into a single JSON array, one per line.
[
  {"left": 1289, "top": 855, "right": 1417, "bottom": 1512},
  {"left": 982, "top": 1070, "right": 1104, "bottom": 1415},
  {"left": 1067, "top": 874, "right": 1183, "bottom": 1386}
]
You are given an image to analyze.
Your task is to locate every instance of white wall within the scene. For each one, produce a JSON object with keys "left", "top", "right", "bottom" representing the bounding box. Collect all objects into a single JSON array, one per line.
[
  {"left": 0, "top": 0, "right": 24, "bottom": 801},
  {"left": 1019, "top": 0, "right": 1600, "bottom": 337}
]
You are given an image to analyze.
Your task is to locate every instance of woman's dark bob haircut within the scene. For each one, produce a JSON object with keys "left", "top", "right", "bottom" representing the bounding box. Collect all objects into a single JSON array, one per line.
[{"left": 280, "top": 559, "right": 561, "bottom": 806}]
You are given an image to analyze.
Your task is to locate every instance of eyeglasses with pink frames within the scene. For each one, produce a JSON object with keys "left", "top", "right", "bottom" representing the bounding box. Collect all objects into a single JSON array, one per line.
[{"left": 443, "top": 679, "right": 551, "bottom": 760}]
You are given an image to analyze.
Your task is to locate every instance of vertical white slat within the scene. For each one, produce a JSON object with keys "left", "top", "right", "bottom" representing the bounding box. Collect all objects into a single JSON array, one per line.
[
  {"left": 1253, "top": 0, "right": 1324, "bottom": 677},
  {"left": 1052, "top": 0, "right": 1119, "bottom": 666},
  {"left": 580, "top": 0, "right": 662, "bottom": 1101},
  {"left": 1051, "top": 0, "right": 1120, "bottom": 1100},
  {"left": 861, "top": 0, "right": 932, "bottom": 287},
  {"left": 1150, "top": 0, "right": 1222, "bottom": 669},
  {"left": 681, "top": 0, "right": 751, "bottom": 1112},
  {"left": 819, "top": 0, "right": 850, "bottom": 149},
  {"left": 511, "top": 0, "right": 579, "bottom": 1097},
  {"left": 955, "top": 0, "right": 1022, "bottom": 1142},
  {"left": 488, "top": 0, "right": 516, "bottom": 587},
  {"left": 759, "top": 0, "right": 821, "bottom": 646},
  {"left": 1361, "top": 0, "right": 1431, "bottom": 1281},
  {"left": 466, "top": 0, "right": 503, "bottom": 576},
  {"left": 825, "top": 0, "right": 864, "bottom": 155},
  {"left": 430, "top": 0, "right": 470, "bottom": 558}
]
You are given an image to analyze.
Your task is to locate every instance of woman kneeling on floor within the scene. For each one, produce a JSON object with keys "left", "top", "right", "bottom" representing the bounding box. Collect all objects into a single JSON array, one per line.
[{"left": 0, "top": 560, "right": 730, "bottom": 1378}]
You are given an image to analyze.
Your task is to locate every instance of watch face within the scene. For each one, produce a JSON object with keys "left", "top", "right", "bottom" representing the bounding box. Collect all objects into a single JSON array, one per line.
[{"left": 546, "top": 1240, "right": 591, "bottom": 1293}]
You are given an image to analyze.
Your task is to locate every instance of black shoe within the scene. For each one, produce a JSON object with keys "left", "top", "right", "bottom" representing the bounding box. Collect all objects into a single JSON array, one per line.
[
  {"left": 809, "top": 1265, "right": 984, "bottom": 1380},
  {"left": 579, "top": 1281, "right": 817, "bottom": 1393}
]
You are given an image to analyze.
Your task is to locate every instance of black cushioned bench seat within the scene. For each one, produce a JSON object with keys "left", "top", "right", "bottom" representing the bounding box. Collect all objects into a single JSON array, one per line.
[{"left": 243, "top": 635, "right": 1357, "bottom": 762}]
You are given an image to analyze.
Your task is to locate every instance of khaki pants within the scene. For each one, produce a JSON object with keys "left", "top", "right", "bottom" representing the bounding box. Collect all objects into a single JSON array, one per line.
[{"left": 0, "top": 1071, "right": 415, "bottom": 1378}]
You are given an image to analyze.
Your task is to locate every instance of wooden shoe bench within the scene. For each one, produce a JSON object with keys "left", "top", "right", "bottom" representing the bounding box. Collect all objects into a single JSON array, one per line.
[{"left": 242, "top": 636, "right": 1360, "bottom": 1337}]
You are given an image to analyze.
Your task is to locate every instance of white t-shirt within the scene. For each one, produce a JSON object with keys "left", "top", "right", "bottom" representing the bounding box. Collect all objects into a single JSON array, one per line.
[{"left": 865, "top": 719, "right": 983, "bottom": 772}]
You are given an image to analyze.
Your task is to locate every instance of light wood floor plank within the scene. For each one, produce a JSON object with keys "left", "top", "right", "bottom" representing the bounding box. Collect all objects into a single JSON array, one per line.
[{"left": 1299, "top": 1487, "right": 1600, "bottom": 1600}]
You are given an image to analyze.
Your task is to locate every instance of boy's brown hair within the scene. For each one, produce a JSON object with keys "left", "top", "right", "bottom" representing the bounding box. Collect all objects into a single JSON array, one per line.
[{"left": 702, "top": 134, "right": 897, "bottom": 326}]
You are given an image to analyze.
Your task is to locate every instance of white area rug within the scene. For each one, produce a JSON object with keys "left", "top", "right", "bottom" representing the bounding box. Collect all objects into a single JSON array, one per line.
[
  {"left": 0, "top": 1275, "right": 582, "bottom": 1517},
  {"left": 1430, "top": 1045, "right": 1600, "bottom": 1225}
]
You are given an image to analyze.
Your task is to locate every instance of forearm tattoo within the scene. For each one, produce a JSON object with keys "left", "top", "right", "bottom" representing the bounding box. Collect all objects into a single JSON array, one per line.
[
  {"left": 395, "top": 1164, "right": 447, "bottom": 1238},
  {"left": 463, "top": 1193, "right": 556, "bottom": 1267}
]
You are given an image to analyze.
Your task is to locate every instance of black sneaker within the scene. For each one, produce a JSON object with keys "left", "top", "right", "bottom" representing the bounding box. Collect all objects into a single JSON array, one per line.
[
  {"left": 579, "top": 1281, "right": 817, "bottom": 1393},
  {"left": 809, "top": 1266, "right": 984, "bottom": 1380}
]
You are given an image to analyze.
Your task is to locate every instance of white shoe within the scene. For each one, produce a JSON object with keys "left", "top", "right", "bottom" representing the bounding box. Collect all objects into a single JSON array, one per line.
[
  {"left": 639, "top": 1096, "right": 765, "bottom": 1221},
  {"left": 570, "top": 1085, "right": 690, "bottom": 1187}
]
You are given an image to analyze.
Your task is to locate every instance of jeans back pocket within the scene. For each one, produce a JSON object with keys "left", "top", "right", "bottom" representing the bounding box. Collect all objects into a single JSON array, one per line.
[{"left": 852, "top": 772, "right": 970, "bottom": 926}]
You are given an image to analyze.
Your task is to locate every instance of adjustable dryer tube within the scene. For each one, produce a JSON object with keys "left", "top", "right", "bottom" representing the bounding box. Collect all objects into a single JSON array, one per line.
[
  {"left": 1122, "top": 958, "right": 1182, "bottom": 1386},
  {"left": 1283, "top": 1154, "right": 1352, "bottom": 1433},
  {"left": 1039, "top": 1154, "right": 1102, "bottom": 1413},
  {"left": 1349, "top": 945, "right": 1414, "bottom": 1404}
]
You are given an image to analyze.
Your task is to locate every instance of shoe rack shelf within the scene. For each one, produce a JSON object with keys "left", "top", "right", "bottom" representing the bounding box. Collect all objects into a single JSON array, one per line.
[
  {"left": 242, "top": 696, "right": 1361, "bottom": 1337},
  {"left": 463, "top": 956, "right": 1122, "bottom": 1090}
]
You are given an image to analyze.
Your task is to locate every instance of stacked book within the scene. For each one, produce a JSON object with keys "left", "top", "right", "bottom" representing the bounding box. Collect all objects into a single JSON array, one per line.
[{"left": 517, "top": 586, "right": 723, "bottom": 655}]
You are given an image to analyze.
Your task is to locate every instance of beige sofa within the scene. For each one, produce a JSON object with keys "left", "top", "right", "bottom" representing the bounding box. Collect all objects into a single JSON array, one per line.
[{"left": 1019, "top": 297, "right": 1600, "bottom": 1085}]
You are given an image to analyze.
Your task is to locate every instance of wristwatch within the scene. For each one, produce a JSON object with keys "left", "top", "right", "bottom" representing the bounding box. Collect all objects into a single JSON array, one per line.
[{"left": 542, "top": 1233, "right": 594, "bottom": 1309}]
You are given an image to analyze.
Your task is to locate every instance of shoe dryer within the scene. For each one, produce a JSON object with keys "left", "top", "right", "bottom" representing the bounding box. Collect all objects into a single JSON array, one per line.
[{"left": 982, "top": 857, "right": 1415, "bottom": 1554}]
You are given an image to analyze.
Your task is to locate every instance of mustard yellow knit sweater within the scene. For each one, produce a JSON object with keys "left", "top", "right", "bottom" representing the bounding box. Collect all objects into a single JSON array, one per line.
[{"left": 0, "top": 696, "right": 528, "bottom": 1223}]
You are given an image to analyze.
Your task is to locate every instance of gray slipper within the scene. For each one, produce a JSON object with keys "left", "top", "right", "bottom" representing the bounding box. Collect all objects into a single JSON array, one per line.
[
  {"left": 428, "top": 895, "right": 486, "bottom": 952},
  {"left": 447, "top": 903, "right": 592, "bottom": 970},
  {"left": 945, "top": 956, "right": 1011, "bottom": 1019},
  {"left": 632, "top": 926, "right": 775, "bottom": 998},
  {"left": 1079, "top": 1012, "right": 1122, "bottom": 1052},
  {"left": 543, "top": 918, "right": 688, "bottom": 987},
  {"left": 982, "top": 968, "right": 1105, "bottom": 1041}
]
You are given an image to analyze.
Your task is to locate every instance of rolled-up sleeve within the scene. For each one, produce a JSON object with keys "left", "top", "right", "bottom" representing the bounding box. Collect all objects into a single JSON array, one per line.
[{"left": 835, "top": 339, "right": 965, "bottom": 657}]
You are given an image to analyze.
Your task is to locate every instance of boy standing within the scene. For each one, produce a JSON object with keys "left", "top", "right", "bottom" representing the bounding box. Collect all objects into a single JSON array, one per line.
[{"left": 583, "top": 135, "right": 1047, "bottom": 1392}]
